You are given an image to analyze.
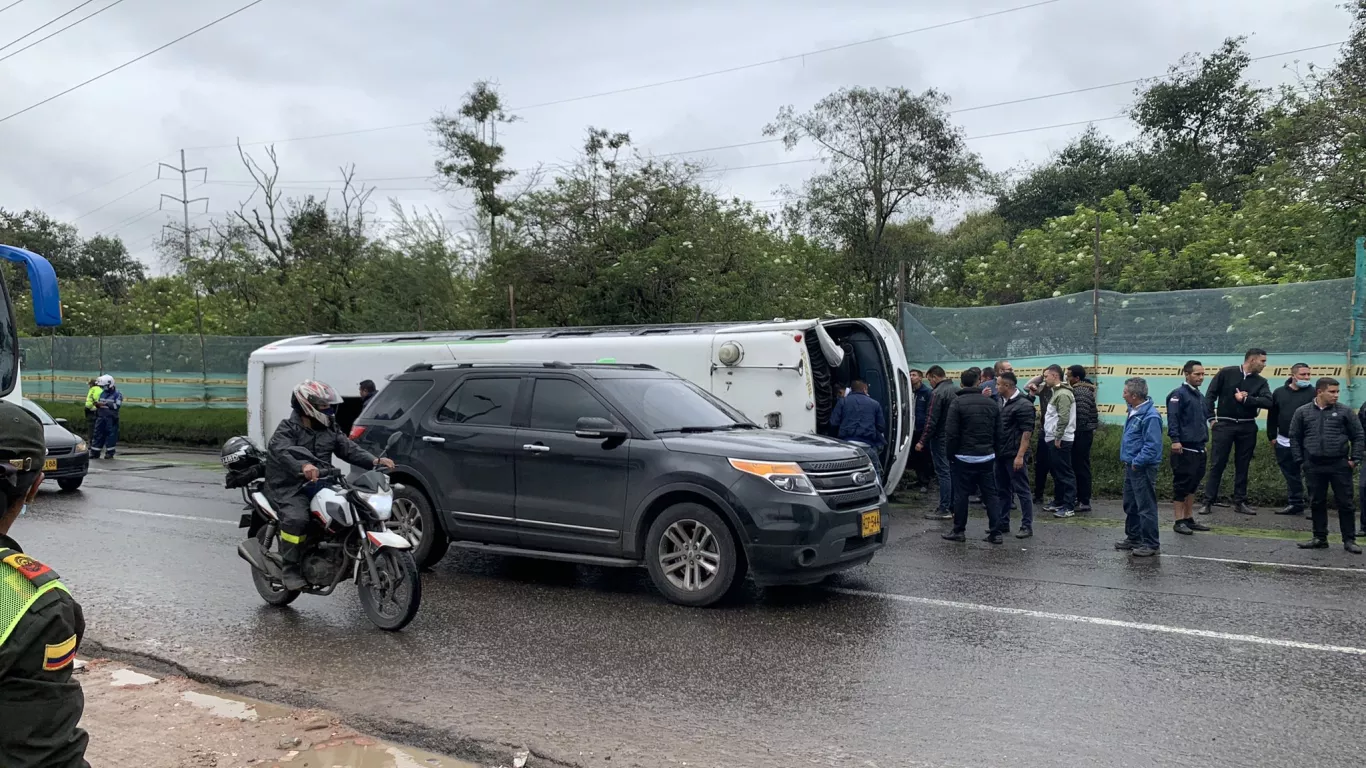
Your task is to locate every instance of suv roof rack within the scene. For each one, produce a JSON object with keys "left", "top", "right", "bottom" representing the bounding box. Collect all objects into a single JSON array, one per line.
[{"left": 402, "top": 360, "right": 659, "bottom": 373}]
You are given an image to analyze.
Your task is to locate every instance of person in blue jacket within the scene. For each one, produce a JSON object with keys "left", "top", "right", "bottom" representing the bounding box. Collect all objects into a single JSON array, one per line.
[
  {"left": 90, "top": 375, "right": 123, "bottom": 459},
  {"left": 830, "top": 379, "right": 886, "bottom": 486},
  {"left": 1116, "top": 377, "right": 1164, "bottom": 557}
]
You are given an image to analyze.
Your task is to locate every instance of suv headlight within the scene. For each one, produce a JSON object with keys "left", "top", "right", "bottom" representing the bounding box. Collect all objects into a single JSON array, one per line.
[{"left": 728, "top": 459, "right": 815, "bottom": 495}]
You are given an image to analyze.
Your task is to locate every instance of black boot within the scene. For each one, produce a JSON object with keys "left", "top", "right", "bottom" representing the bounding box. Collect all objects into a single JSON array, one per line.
[
  {"left": 279, "top": 537, "right": 308, "bottom": 591},
  {"left": 1298, "top": 537, "right": 1329, "bottom": 550},
  {"left": 1345, "top": 540, "right": 1363, "bottom": 555}
]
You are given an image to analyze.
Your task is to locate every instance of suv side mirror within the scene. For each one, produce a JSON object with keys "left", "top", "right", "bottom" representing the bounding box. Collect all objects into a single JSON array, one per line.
[
  {"left": 575, "top": 417, "right": 628, "bottom": 441},
  {"left": 54, "top": 417, "right": 68, "bottom": 426}
]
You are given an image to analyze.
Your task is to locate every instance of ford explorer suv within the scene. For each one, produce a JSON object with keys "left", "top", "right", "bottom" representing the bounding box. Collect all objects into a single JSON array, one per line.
[{"left": 349, "top": 361, "right": 887, "bottom": 607}]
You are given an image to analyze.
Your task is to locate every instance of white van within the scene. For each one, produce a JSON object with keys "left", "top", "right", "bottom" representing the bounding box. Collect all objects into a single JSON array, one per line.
[{"left": 247, "top": 318, "right": 913, "bottom": 490}]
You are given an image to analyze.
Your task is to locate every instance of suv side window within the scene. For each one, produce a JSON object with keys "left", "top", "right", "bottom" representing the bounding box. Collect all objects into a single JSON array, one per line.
[
  {"left": 436, "top": 377, "right": 519, "bottom": 427},
  {"left": 361, "top": 380, "right": 433, "bottom": 421},
  {"left": 529, "top": 378, "right": 613, "bottom": 432}
]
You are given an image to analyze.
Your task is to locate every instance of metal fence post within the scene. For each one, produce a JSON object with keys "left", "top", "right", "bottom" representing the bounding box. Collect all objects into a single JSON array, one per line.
[{"left": 1349, "top": 236, "right": 1366, "bottom": 408}]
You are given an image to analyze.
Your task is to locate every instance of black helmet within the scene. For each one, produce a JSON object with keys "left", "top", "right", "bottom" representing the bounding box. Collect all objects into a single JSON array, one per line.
[{"left": 220, "top": 436, "right": 263, "bottom": 472}]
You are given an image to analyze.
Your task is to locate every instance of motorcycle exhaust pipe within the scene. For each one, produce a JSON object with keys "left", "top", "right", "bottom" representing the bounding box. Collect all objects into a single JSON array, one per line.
[{"left": 237, "top": 539, "right": 282, "bottom": 578}]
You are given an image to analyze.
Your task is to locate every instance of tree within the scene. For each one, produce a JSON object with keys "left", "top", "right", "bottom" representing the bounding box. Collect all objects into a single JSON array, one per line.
[
  {"left": 994, "top": 128, "right": 1146, "bottom": 234},
  {"left": 432, "top": 81, "right": 524, "bottom": 252},
  {"left": 0, "top": 209, "right": 144, "bottom": 301},
  {"left": 1129, "top": 36, "right": 1274, "bottom": 203},
  {"left": 479, "top": 128, "right": 847, "bottom": 327},
  {"left": 766, "top": 86, "right": 989, "bottom": 317}
]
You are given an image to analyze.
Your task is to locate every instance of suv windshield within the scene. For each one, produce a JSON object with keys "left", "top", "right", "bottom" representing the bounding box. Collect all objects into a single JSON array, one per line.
[{"left": 598, "top": 377, "right": 755, "bottom": 434}]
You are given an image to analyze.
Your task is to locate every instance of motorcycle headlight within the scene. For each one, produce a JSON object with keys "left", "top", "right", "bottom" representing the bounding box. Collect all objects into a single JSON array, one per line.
[
  {"left": 728, "top": 458, "right": 816, "bottom": 495},
  {"left": 359, "top": 491, "right": 393, "bottom": 520}
]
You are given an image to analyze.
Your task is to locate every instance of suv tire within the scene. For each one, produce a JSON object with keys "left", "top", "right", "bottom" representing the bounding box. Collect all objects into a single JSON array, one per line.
[
  {"left": 645, "top": 503, "right": 744, "bottom": 607},
  {"left": 392, "top": 484, "right": 449, "bottom": 570}
]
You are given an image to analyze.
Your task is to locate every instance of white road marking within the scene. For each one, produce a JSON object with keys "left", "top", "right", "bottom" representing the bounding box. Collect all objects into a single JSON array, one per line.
[
  {"left": 1162, "top": 554, "right": 1366, "bottom": 574},
  {"left": 828, "top": 587, "right": 1366, "bottom": 656},
  {"left": 113, "top": 508, "right": 236, "bottom": 525}
]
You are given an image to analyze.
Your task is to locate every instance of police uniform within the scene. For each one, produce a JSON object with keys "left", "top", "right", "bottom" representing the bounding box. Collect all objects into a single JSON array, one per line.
[{"left": 0, "top": 400, "right": 90, "bottom": 768}]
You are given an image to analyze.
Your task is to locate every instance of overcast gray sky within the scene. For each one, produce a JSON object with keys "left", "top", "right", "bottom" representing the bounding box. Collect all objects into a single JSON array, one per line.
[{"left": 0, "top": 0, "right": 1351, "bottom": 268}]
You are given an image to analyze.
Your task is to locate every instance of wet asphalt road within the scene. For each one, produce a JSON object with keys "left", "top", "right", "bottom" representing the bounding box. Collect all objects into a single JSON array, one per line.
[{"left": 15, "top": 454, "right": 1366, "bottom": 768}]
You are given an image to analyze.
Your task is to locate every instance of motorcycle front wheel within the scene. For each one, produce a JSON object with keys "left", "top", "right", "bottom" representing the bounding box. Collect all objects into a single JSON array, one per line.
[
  {"left": 357, "top": 548, "right": 421, "bottom": 631},
  {"left": 252, "top": 526, "right": 300, "bottom": 606}
]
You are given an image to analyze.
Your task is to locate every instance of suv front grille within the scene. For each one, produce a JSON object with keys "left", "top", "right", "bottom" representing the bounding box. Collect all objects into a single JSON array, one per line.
[
  {"left": 798, "top": 457, "right": 869, "bottom": 474},
  {"left": 801, "top": 458, "right": 880, "bottom": 510}
]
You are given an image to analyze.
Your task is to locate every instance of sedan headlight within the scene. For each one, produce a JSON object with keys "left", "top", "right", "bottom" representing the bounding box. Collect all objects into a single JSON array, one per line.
[
  {"left": 74, "top": 441, "right": 88, "bottom": 454},
  {"left": 728, "top": 458, "right": 815, "bottom": 495}
]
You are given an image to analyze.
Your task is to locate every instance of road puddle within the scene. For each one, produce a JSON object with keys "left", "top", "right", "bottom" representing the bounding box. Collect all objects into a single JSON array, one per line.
[
  {"left": 181, "top": 690, "right": 293, "bottom": 721},
  {"left": 109, "top": 669, "right": 159, "bottom": 687},
  {"left": 276, "top": 739, "right": 475, "bottom": 767}
]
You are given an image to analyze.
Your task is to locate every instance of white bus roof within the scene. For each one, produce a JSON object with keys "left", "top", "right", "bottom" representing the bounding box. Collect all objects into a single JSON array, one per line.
[{"left": 262, "top": 318, "right": 834, "bottom": 349}]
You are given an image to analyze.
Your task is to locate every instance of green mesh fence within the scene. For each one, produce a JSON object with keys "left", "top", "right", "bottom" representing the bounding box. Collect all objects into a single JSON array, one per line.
[
  {"left": 19, "top": 334, "right": 282, "bottom": 407},
  {"left": 901, "top": 276, "right": 1363, "bottom": 419}
]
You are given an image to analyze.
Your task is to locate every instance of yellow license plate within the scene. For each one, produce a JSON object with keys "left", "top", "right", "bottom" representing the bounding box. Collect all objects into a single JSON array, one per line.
[
  {"left": 860, "top": 509, "right": 881, "bottom": 537},
  {"left": 43, "top": 458, "right": 57, "bottom": 471}
]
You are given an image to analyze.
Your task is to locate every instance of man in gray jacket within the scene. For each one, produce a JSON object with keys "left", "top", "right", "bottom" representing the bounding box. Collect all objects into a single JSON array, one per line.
[
  {"left": 916, "top": 366, "right": 959, "bottom": 520},
  {"left": 1290, "top": 377, "right": 1364, "bottom": 553}
]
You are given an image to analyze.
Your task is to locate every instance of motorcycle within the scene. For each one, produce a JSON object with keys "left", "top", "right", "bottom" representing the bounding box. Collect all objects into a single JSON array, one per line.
[{"left": 224, "top": 432, "right": 422, "bottom": 631}]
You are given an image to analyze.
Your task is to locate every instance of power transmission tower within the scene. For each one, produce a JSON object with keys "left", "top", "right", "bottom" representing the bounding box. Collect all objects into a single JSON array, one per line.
[{"left": 158, "top": 149, "right": 210, "bottom": 387}]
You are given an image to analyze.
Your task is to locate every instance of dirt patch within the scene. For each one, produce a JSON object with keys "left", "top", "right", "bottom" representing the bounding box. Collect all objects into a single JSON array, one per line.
[{"left": 78, "top": 659, "right": 483, "bottom": 767}]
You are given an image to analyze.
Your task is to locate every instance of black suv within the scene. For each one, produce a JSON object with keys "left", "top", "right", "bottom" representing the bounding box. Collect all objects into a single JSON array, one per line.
[{"left": 350, "top": 361, "right": 887, "bottom": 606}]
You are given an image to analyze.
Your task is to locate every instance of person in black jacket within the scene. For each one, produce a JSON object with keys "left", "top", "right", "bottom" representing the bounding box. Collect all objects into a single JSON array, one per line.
[
  {"left": 942, "top": 369, "right": 1005, "bottom": 544},
  {"left": 1067, "top": 365, "right": 1099, "bottom": 512},
  {"left": 1267, "top": 363, "right": 1315, "bottom": 516},
  {"left": 1290, "top": 377, "right": 1363, "bottom": 553},
  {"left": 908, "top": 369, "right": 934, "bottom": 490},
  {"left": 1166, "top": 361, "right": 1212, "bottom": 535},
  {"left": 916, "top": 366, "right": 959, "bottom": 520},
  {"left": 995, "top": 371, "right": 1036, "bottom": 539},
  {"left": 1201, "top": 348, "right": 1273, "bottom": 516}
]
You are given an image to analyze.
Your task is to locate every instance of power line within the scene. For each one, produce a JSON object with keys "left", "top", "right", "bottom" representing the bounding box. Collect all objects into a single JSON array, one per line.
[
  {"left": 0, "top": 0, "right": 33, "bottom": 14},
  {"left": 184, "top": 0, "right": 1066, "bottom": 151},
  {"left": 0, "top": 0, "right": 133, "bottom": 65},
  {"left": 949, "top": 40, "right": 1347, "bottom": 115},
  {"left": 507, "top": 0, "right": 1066, "bottom": 111},
  {"left": 0, "top": 0, "right": 101, "bottom": 53},
  {"left": 0, "top": 0, "right": 270, "bottom": 126},
  {"left": 71, "top": 177, "right": 160, "bottom": 221},
  {"left": 50, "top": 159, "right": 164, "bottom": 207}
]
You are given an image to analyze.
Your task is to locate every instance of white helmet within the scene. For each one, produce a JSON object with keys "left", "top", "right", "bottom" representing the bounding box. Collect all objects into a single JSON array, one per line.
[
  {"left": 95, "top": 375, "right": 114, "bottom": 388},
  {"left": 292, "top": 380, "right": 343, "bottom": 427}
]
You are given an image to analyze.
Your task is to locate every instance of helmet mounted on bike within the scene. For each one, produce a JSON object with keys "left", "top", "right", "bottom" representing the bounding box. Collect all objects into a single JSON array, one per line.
[{"left": 292, "top": 380, "right": 343, "bottom": 428}]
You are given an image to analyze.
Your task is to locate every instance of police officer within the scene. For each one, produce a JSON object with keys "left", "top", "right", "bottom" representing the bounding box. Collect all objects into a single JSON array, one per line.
[{"left": 0, "top": 400, "right": 91, "bottom": 768}]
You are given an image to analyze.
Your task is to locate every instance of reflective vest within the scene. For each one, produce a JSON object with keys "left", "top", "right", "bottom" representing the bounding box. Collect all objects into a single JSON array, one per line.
[{"left": 0, "top": 548, "right": 68, "bottom": 647}]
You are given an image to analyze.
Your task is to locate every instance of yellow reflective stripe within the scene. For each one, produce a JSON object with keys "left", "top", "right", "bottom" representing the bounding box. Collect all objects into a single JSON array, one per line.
[{"left": 278, "top": 530, "right": 304, "bottom": 544}]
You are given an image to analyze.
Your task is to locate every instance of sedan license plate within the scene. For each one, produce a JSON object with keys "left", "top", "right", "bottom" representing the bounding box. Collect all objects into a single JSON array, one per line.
[
  {"left": 43, "top": 458, "right": 57, "bottom": 471},
  {"left": 860, "top": 509, "right": 881, "bottom": 537}
]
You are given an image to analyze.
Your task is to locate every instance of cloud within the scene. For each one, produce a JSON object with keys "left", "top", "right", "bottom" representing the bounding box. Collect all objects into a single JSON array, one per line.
[{"left": 0, "top": 0, "right": 1351, "bottom": 268}]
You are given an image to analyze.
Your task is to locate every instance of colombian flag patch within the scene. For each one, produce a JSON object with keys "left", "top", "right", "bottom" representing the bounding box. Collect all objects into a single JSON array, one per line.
[
  {"left": 3, "top": 552, "right": 53, "bottom": 582},
  {"left": 43, "top": 635, "right": 78, "bottom": 671}
]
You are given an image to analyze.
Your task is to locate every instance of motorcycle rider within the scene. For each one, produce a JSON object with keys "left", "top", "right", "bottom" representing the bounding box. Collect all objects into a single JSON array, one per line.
[{"left": 266, "top": 380, "right": 394, "bottom": 590}]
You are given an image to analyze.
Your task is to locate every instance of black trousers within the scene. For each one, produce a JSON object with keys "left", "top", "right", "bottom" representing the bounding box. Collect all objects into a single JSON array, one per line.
[
  {"left": 909, "top": 428, "right": 933, "bottom": 485},
  {"left": 1304, "top": 457, "right": 1356, "bottom": 541},
  {"left": 1073, "top": 429, "right": 1094, "bottom": 505},
  {"left": 1033, "top": 433, "right": 1051, "bottom": 499},
  {"left": 1204, "top": 421, "right": 1258, "bottom": 503},
  {"left": 951, "top": 458, "right": 1002, "bottom": 535}
]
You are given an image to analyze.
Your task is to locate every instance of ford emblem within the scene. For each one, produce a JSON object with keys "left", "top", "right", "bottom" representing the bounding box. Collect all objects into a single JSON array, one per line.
[{"left": 853, "top": 471, "right": 872, "bottom": 485}]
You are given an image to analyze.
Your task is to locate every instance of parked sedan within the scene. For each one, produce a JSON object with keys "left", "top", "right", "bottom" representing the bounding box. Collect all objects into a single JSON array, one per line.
[{"left": 20, "top": 398, "right": 90, "bottom": 491}]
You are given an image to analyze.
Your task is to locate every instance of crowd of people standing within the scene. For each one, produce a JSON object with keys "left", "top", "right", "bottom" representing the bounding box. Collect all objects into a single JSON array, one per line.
[{"left": 905, "top": 350, "right": 1366, "bottom": 556}]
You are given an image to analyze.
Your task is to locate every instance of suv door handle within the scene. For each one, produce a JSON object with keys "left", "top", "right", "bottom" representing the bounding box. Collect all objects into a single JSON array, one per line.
[
  {"left": 522, "top": 444, "right": 550, "bottom": 453},
  {"left": 422, "top": 435, "right": 446, "bottom": 444}
]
